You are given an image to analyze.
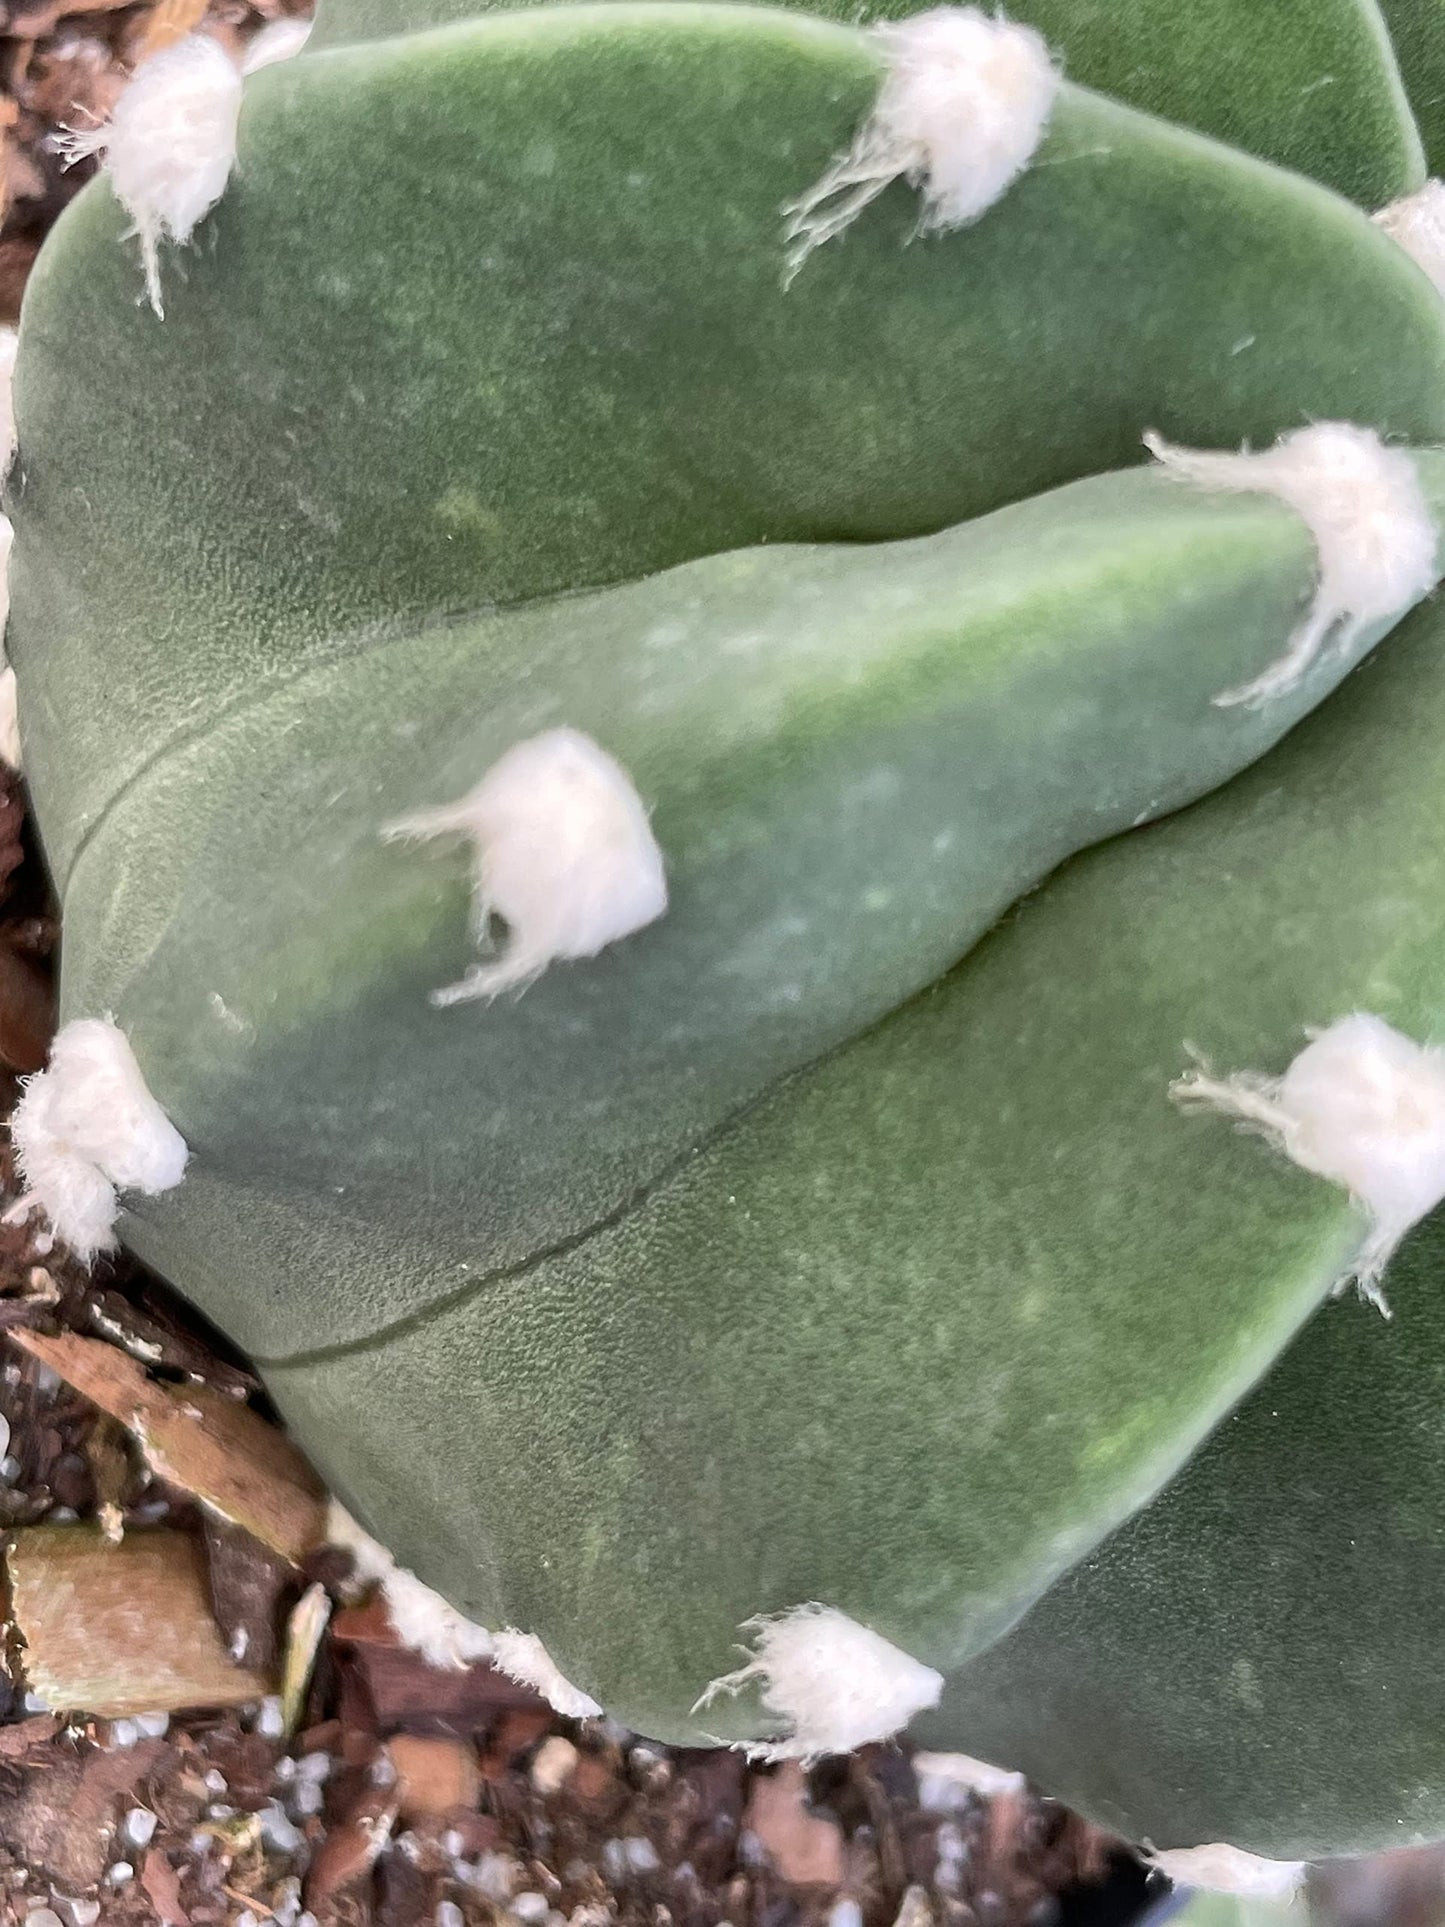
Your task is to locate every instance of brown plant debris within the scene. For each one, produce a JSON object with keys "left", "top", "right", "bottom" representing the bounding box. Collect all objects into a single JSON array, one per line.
[
  {"left": 6, "top": 1523, "right": 272, "bottom": 1714},
  {"left": 7, "top": 1325, "right": 327, "bottom": 1562}
]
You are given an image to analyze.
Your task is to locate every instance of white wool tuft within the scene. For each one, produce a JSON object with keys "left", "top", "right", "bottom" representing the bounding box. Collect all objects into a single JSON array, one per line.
[
  {"left": 324, "top": 1501, "right": 493, "bottom": 1670},
  {"left": 912, "top": 1749, "right": 1026, "bottom": 1803},
  {"left": 240, "top": 15, "right": 313, "bottom": 74},
  {"left": 0, "top": 664, "right": 20, "bottom": 772},
  {"left": 1144, "top": 423, "right": 1438, "bottom": 708},
  {"left": 0, "top": 327, "right": 16, "bottom": 469},
  {"left": 490, "top": 1630, "right": 603, "bottom": 1719},
  {"left": 1147, "top": 1844, "right": 1306, "bottom": 1902},
  {"left": 1172, "top": 1013, "right": 1445, "bottom": 1316},
  {"left": 1374, "top": 179, "right": 1445, "bottom": 297},
  {"left": 384, "top": 726, "right": 668, "bottom": 1006},
  {"left": 694, "top": 1604, "right": 943, "bottom": 1761},
  {"left": 56, "top": 34, "right": 244, "bottom": 317},
  {"left": 381, "top": 1566, "right": 494, "bottom": 1670},
  {"left": 784, "top": 6, "right": 1057, "bottom": 279},
  {"left": 9, "top": 1018, "right": 188, "bottom": 1262}
]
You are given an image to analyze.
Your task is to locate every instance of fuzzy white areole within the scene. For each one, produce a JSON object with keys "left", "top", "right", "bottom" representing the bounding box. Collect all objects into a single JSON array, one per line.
[
  {"left": 1144, "top": 423, "right": 1439, "bottom": 708},
  {"left": 8, "top": 1018, "right": 188, "bottom": 1261},
  {"left": 1147, "top": 1843, "right": 1306, "bottom": 1903},
  {"left": 784, "top": 6, "right": 1058, "bottom": 281},
  {"left": 383, "top": 726, "right": 668, "bottom": 1006},
  {"left": 490, "top": 1630, "right": 603, "bottom": 1718},
  {"left": 1172, "top": 1013, "right": 1445, "bottom": 1316},
  {"left": 325, "top": 1501, "right": 494, "bottom": 1670},
  {"left": 57, "top": 34, "right": 245, "bottom": 317},
  {"left": 695, "top": 1603, "right": 943, "bottom": 1760},
  {"left": 1375, "top": 178, "right": 1445, "bottom": 297}
]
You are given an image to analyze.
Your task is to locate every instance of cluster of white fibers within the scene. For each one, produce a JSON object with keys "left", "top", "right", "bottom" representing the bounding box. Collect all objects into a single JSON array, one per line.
[
  {"left": 1145, "top": 423, "right": 1438, "bottom": 708},
  {"left": 1173, "top": 1013, "right": 1445, "bottom": 1316},
  {"left": 1374, "top": 178, "right": 1445, "bottom": 297},
  {"left": 1148, "top": 1844, "right": 1306, "bottom": 1902},
  {"left": 240, "top": 16, "right": 313, "bottom": 75},
  {"left": 57, "top": 34, "right": 245, "bottom": 317},
  {"left": 9, "top": 1018, "right": 188, "bottom": 1261},
  {"left": 325, "top": 1501, "right": 494, "bottom": 1671},
  {"left": 785, "top": 6, "right": 1058, "bottom": 278},
  {"left": 695, "top": 1603, "right": 943, "bottom": 1760},
  {"left": 490, "top": 1630, "right": 603, "bottom": 1719},
  {"left": 384, "top": 726, "right": 667, "bottom": 1006}
]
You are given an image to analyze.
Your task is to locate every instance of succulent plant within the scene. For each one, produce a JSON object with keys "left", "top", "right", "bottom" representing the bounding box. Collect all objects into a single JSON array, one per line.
[{"left": 10, "top": 0, "right": 1445, "bottom": 1878}]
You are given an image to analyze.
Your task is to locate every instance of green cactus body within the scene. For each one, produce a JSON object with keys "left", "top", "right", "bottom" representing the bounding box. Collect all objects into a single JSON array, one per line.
[
  {"left": 12, "top": 0, "right": 1445, "bottom": 1864},
  {"left": 308, "top": 0, "right": 1428, "bottom": 209}
]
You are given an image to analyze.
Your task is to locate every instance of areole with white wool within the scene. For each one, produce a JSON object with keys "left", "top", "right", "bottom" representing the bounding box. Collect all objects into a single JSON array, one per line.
[{"left": 9, "top": 0, "right": 1445, "bottom": 1890}]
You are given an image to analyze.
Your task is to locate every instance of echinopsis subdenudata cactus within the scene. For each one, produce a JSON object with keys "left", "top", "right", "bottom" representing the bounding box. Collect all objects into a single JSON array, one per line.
[{"left": 8, "top": 0, "right": 1445, "bottom": 1883}]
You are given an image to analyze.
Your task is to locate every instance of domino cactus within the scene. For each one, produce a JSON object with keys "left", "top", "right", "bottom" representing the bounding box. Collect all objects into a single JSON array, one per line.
[{"left": 9, "top": 0, "right": 1445, "bottom": 1874}]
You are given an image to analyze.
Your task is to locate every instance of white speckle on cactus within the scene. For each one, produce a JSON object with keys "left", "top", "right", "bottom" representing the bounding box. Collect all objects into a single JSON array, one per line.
[
  {"left": 784, "top": 6, "right": 1057, "bottom": 281},
  {"left": 56, "top": 34, "right": 244, "bottom": 318},
  {"left": 491, "top": 1630, "right": 603, "bottom": 1718},
  {"left": 1144, "top": 423, "right": 1438, "bottom": 708},
  {"left": 8, "top": 1018, "right": 188, "bottom": 1262},
  {"left": 912, "top": 1749, "right": 1027, "bottom": 1805},
  {"left": 384, "top": 727, "right": 667, "bottom": 1006},
  {"left": 1147, "top": 1844, "right": 1306, "bottom": 1902},
  {"left": 694, "top": 1603, "right": 943, "bottom": 1760},
  {"left": 1172, "top": 1013, "right": 1445, "bottom": 1316},
  {"left": 325, "top": 1501, "right": 493, "bottom": 1670},
  {"left": 1374, "top": 179, "right": 1445, "bottom": 297},
  {"left": 240, "top": 16, "right": 313, "bottom": 74}
]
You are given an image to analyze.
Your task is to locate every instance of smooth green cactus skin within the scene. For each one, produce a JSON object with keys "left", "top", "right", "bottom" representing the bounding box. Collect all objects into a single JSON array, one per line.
[
  {"left": 309, "top": 0, "right": 1427, "bottom": 208},
  {"left": 59, "top": 458, "right": 1445, "bottom": 1361},
  {"left": 255, "top": 576, "right": 1445, "bottom": 1770},
  {"left": 1377, "top": 0, "right": 1445, "bottom": 170},
  {"left": 912, "top": 597, "right": 1445, "bottom": 1858},
  {"left": 14, "top": 6, "right": 1445, "bottom": 887}
]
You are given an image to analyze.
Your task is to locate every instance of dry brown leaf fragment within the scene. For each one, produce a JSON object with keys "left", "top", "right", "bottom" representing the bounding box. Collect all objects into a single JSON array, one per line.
[
  {"left": 141, "top": 1843, "right": 190, "bottom": 1925},
  {"left": 304, "top": 1783, "right": 399, "bottom": 1908},
  {"left": 7, "top": 1328, "right": 325, "bottom": 1562},
  {"left": 279, "top": 1578, "right": 332, "bottom": 1737}
]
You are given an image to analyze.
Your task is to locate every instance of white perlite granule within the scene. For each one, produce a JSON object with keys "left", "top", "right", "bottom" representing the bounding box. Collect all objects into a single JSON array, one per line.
[
  {"left": 1172, "top": 1013, "right": 1445, "bottom": 1316},
  {"left": 9, "top": 1018, "right": 188, "bottom": 1261},
  {"left": 1374, "top": 178, "right": 1445, "bottom": 297},
  {"left": 695, "top": 1603, "right": 943, "bottom": 1760},
  {"left": 784, "top": 6, "right": 1057, "bottom": 279},
  {"left": 384, "top": 727, "right": 667, "bottom": 1005},
  {"left": 1144, "top": 422, "right": 1438, "bottom": 708}
]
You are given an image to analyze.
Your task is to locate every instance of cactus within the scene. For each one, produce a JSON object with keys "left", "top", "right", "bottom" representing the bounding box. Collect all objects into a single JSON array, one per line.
[{"left": 10, "top": 0, "right": 1445, "bottom": 1871}]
